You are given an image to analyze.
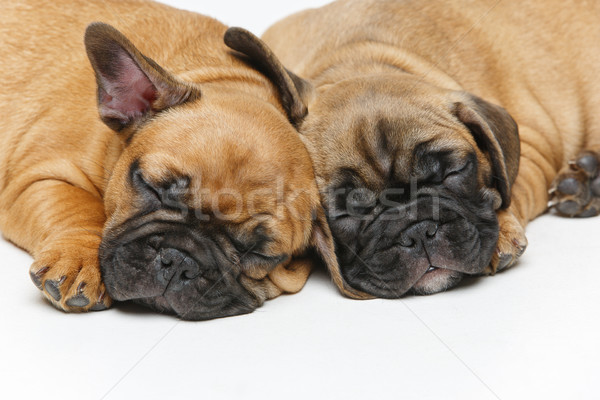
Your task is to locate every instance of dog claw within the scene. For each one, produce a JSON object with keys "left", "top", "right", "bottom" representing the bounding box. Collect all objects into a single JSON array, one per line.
[
  {"left": 497, "top": 254, "right": 513, "bottom": 270},
  {"left": 568, "top": 160, "right": 578, "bottom": 168},
  {"left": 511, "top": 239, "right": 527, "bottom": 257},
  {"left": 89, "top": 291, "right": 108, "bottom": 311},
  {"left": 76, "top": 281, "right": 86, "bottom": 294},
  {"left": 30, "top": 266, "right": 49, "bottom": 290}
]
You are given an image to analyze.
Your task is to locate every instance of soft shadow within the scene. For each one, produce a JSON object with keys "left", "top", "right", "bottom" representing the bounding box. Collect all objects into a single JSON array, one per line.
[
  {"left": 112, "top": 300, "right": 175, "bottom": 318},
  {"left": 451, "top": 274, "right": 484, "bottom": 292}
]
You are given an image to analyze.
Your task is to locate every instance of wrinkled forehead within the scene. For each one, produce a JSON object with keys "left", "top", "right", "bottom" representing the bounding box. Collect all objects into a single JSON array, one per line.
[
  {"left": 111, "top": 98, "right": 320, "bottom": 225},
  {"left": 128, "top": 95, "right": 314, "bottom": 180},
  {"left": 303, "top": 84, "right": 473, "bottom": 186}
]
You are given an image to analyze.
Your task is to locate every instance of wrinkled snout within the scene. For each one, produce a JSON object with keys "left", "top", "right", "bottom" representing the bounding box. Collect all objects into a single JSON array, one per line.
[
  {"left": 99, "top": 230, "right": 260, "bottom": 320},
  {"left": 333, "top": 199, "right": 499, "bottom": 298}
]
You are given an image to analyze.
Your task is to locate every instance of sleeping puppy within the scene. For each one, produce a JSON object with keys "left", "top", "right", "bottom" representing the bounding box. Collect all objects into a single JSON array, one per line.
[
  {"left": 0, "top": 0, "right": 338, "bottom": 320},
  {"left": 249, "top": 0, "right": 600, "bottom": 298}
]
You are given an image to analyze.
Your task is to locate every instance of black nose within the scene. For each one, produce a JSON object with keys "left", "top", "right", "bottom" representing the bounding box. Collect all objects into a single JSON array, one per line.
[
  {"left": 399, "top": 220, "right": 439, "bottom": 248},
  {"left": 159, "top": 248, "right": 202, "bottom": 289}
]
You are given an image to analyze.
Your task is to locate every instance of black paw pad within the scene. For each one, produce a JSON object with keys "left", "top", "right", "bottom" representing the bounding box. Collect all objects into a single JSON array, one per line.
[
  {"left": 66, "top": 294, "right": 90, "bottom": 307},
  {"left": 578, "top": 207, "right": 598, "bottom": 218},
  {"left": 557, "top": 200, "right": 580, "bottom": 216},
  {"left": 591, "top": 177, "right": 600, "bottom": 197},
  {"left": 44, "top": 276, "right": 66, "bottom": 301},
  {"left": 90, "top": 302, "right": 108, "bottom": 311},
  {"left": 576, "top": 153, "right": 598, "bottom": 176},
  {"left": 90, "top": 291, "right": 108, "bottom": 311},
  {"left": 557, "top": 177, "right": 581, "bottom": 195}
]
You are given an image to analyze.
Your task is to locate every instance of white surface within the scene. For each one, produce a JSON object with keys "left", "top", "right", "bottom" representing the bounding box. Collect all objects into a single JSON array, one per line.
[{"left": 1, "top": 1, "right": 599, "bottom": 399}]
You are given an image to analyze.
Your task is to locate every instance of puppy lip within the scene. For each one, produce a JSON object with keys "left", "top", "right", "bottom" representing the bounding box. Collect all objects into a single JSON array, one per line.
[{"left": 411, "top": 267, "right": 464, "bottom": 295}]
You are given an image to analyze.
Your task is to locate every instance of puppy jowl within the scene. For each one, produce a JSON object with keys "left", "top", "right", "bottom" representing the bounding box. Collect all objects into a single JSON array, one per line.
[{"left": 0, "top": 0, "right": 334, "bottom": 320}]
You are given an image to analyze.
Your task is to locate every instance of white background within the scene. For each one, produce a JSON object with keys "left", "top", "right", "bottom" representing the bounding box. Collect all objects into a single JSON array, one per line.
[{"left": 2, "top": 1, "right": 599, "bottom": 399}]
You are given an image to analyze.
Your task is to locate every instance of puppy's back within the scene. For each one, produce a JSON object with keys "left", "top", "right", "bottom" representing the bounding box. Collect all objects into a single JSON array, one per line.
[{"left": 0, "top": 0, "right": 228, "bottom": 189}]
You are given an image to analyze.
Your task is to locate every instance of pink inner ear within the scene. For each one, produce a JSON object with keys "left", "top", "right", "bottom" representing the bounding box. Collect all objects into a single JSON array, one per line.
[{"left": 99, "top": 51, "right": 157, "bottom": 122}]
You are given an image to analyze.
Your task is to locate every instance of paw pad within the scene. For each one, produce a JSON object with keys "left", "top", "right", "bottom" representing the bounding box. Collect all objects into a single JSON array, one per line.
[
  {"left": 550, "top": 150, "right": 600, "bottom": 218},
  {"left": 44, "top": 276, "right": 66, "bottom": 301}
]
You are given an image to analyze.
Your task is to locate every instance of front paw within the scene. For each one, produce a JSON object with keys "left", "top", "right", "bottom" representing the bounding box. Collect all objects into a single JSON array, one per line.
[
  {"left": 484, "top": 209, "right": 528, "bottom": 275},
  {"left": 29, "top": 241, "right": 112, "bottom": 312}
]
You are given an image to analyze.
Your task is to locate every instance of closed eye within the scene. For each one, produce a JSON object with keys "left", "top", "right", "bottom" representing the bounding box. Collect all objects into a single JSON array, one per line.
[
  {"left": 328, "top": 185, "right": 377, "bottom": 219},
  {"left": 444, "top": 160, "right": 473, "bottom": 180}
]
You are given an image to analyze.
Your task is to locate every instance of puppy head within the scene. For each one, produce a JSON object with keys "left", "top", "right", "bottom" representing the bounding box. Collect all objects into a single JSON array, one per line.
[
  {"left": 285, "top": 74, "right": 520, "bottom": 298},
  {"left": 86, "top": 23, "right": 335, "bottom": 319}
]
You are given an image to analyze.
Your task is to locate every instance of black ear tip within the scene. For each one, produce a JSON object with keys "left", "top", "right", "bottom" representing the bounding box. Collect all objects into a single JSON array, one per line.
[
  {"left": 85, "top": 22, "right": 111, "bottom": 39},
  {"left": 225, "top": 26, "right": 251, "bottom": 37},
  {"left": 225, "top": 26, "right": 242, "bottom": 35},
  {"left": 224, "top": 27, "right": 256, "bottom": 50},
  {"left": 84, "top": 22, "right": 118, "bottom": 52}
]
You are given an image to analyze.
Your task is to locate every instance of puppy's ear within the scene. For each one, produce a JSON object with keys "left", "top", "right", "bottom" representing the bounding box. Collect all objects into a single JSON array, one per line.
[
  {"left": 311, "top": 206, "right": 374, "bottom": 300},
  {"left": 85, "top": 23, "right": 200, "bottom": 137},
  {"left": 224, "top": 27, "right": 313, "bottom": 126},
  {"left": 453, "top": 93, "right": 520, "bottom": 208}
]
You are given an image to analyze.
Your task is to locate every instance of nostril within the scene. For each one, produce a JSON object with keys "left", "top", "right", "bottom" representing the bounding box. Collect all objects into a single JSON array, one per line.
[
  {"left": 180, "top": 257, "right": 201, "bottom": 280},
  {"left": 182, "top": 269, "right": 198, "bottom": 280},
  {"left": 159, "top": 248, "right": 184, "bottom": 268},
  {"left": 400, "top": 237, "right": 416, "bottom": 247},
  {"left": 425, "top": 224, "right": 438, "bottom": 238},
  {"left": 399, "top": 220, "right": 439, "bottom": 247}
]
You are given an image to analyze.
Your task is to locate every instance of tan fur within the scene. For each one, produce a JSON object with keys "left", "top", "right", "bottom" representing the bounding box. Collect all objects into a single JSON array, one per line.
[
  {"left": 0, "top": 0, "right": 326, "bottom": 313},
  {"left": 262, "top": 0, "right": 600, "bottom": 294}
]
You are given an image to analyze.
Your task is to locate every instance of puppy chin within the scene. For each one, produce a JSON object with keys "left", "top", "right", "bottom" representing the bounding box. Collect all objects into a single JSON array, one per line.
[
  {"left": 134, "top": 295, "right": 257, "bottom": 321},
  {"left": 410, "top": 268, "right": 464, "bottom": 295}
]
